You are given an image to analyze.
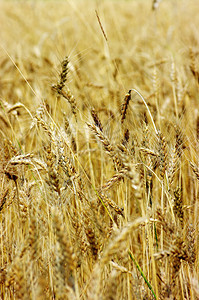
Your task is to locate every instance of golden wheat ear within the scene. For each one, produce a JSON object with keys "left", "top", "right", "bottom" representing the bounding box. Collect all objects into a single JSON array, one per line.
[
  {"left": 52, "top": 56, "right": 77, "bottom": 120},
  {"left": 121, "top": 90, "right": 132, "bottom": 124}
]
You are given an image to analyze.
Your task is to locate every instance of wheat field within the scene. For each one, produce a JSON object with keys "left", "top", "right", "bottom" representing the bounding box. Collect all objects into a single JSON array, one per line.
[{"left": 0, "top": 0, "right": 199, "bottom": 299}]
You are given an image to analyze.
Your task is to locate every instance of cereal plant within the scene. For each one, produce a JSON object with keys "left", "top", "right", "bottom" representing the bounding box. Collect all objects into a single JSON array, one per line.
[{"left": 0, "top": 0, "right": 198, "bottom": 299}]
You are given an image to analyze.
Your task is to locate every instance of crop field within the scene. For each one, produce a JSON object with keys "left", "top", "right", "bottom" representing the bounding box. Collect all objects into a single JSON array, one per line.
[{"left": 0, "top": 0, "right": 199, "bottom": 299}]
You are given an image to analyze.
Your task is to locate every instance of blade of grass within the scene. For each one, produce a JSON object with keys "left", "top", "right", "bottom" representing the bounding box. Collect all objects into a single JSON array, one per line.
[
  {"left": 154, "top": 223, "right": 158, "bottom": 251},
  {"left": 128, "top": 249, "right": 157, "bottom": 300}
]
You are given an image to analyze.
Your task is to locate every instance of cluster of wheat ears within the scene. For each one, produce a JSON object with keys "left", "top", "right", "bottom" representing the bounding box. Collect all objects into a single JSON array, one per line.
[{"left": 0, "top": 0, "right": 198, "bottom": 299}]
